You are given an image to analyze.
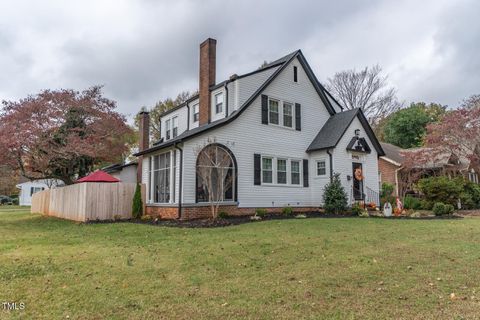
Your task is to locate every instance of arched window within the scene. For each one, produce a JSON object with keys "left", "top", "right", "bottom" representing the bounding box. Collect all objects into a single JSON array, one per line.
[{"left": 196, "top": 144, "right": 237, "bottom": 203}]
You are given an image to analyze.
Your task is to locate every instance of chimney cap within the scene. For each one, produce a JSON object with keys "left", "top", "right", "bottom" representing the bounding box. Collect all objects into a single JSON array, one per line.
[{"left": 200, "top": 38, "right": 217, "bottom": 47}]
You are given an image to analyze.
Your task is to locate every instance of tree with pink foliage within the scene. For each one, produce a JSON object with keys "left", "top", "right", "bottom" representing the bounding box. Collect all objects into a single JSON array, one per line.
[{"left": 0, "top": 86, "right": 133, "bottom": 185}]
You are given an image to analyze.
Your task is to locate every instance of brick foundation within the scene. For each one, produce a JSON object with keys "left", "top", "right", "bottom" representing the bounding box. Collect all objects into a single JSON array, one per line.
[{"left": 145, "top": 204, "right": 319, "bottom": 220}]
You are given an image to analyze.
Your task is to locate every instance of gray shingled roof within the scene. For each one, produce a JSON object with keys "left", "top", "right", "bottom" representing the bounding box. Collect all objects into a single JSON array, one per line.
[
  {"left": 380, "top": 142, "right": 404, "bottom": 165},
  {"left": 306, "top": 109, "right": 359, "bottom": 152}
]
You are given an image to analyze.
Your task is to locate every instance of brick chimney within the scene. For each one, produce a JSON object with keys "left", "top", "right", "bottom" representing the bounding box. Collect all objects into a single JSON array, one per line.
[
  {"left": 137, "top": 110, "right": 150, "bottom": 183},
  {"left": 199, "top": 38, "right": 216, "bottom": 126}
]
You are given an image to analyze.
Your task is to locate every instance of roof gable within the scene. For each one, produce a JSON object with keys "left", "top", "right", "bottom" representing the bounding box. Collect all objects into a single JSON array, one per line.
[
  {"left": 307, "top": 108, "right": 385, "bottom": 156},
  {"left": 136, "top": 50, "right": 337, "bottom": 156}
]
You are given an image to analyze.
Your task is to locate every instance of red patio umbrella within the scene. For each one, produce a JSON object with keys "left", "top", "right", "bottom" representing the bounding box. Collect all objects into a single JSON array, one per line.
[{"left": 76, "top": 170, "right": 120, "bottom": 183}]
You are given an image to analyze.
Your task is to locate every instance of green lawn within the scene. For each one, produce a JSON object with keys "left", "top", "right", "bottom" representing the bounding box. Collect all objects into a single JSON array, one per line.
[{"left": 1, "top": 207, "right": 480, "bottom": 319}]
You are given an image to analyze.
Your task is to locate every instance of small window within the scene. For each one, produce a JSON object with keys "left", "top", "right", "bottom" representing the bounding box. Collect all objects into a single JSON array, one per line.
[
  {"left": 215, "top": 93, "right": 223, "bottom": 114},
  {"left": 172, "top": 117, "right": 178, "bottom": 138},
  {"left": 283, "top": 102, "right": 293, "bottom": 128},
  {"left": 277, "top": 159, "right": 287, "bottom": 184},
  {"left": 193, "top": 104, "right": 199, "bottom": 122},
  {"left": 293, "top": 66, "right": 298, "bottom": 82},
  {"left": 316, "top": 160, "right": 326, "bottom": 176},
  {"left": 165, "top": 119, "right": 171, "bottom": 140},
  {"left": 268, "top": 99, "right": 279, "bottom": 125},
  {"left": 291, "top": 161, "right": 300, "bottom": 185},
  {"left": 262, "top": 157, "right": 273, "bottom": 183}
]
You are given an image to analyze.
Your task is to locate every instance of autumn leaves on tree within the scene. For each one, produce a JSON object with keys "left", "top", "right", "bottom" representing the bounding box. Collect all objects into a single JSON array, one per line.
[{"left": 0, "top": 86, "right": 133, "bottom": 185}]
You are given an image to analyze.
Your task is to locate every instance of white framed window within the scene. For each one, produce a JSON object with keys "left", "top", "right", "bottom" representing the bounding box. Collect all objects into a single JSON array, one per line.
[
  {"left": 215, "top": 93, "right": 223, "bottom": 114},
  {"left": 268, "top": 98, "right": 295, "bottom": 128},
  {"left": 291, "top": 160, "right": 300, "bottom": 185},
  {"left": 268, "top": 99, "right": 279, "bottom": 125},
  {"left": 293, "top": 66, "right": 298, "bottom": 82},
  {"left": 316, "top": 160, "right": 326, "bottom": 176},
  {"left": 193, "top": 104, "right": 199, "bottom": 122},
  {"left": 283, "top": 102, "right": 293, "bottom": 128},
  {"left": 262, "top": 157, "right": 273, "bottom": 184},
  {"left": 277, "top": 159, "right": 287, "bottom": 184},
  {"left": 165, "top": 119, "right": 171, "bottom": 140},
  {"left": 152, "top": 152, "right": 171, "bottom": 203},
  {"left": 172, "top": 116, "right": 178, "bottom": 138}
]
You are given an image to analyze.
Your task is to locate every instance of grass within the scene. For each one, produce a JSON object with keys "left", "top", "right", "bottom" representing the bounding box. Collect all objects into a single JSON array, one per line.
[{"left": 1, "top": 206, "right": 480, "bottom": 319}]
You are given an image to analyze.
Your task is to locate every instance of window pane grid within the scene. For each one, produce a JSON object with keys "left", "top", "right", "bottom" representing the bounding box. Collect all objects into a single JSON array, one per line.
[
  {"left": 291, "top": 161, "right": 300, "bottom": 185},
  {"left": 277, "top": 159, "right": 287, "bottom": 184},
  {"left": 269, "top": 100, "right": 279, "bottom": 125},
  {"left": 317, "top": 161, "right": 326, "bottom": 176}
]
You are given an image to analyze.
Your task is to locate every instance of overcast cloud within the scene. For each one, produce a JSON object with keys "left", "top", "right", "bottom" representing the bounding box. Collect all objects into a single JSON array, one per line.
[{"left": 0, "top": 0, "right": 478, "bottom": 120}]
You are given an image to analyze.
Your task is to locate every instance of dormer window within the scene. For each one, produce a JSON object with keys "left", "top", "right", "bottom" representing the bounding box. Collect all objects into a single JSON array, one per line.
[
  {"left": 165, "top": 119, "right": 171, "bottom": 140},
  {"left": 193, "top": 104, "right": 199, "bottom": 122},
  {"left": 215, "top": 93, "right": 223, "bottom": 114},
  {"left": 172, "top": 116, "right": 178, "bottom": 138}
]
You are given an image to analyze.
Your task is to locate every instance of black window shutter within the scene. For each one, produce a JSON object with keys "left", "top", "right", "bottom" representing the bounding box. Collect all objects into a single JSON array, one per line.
[
  {"left": 254, "top": 154, "right": 261, "bottom": 185},
  {"left": 303, "top": 159, "right": 309, "bottom": 187},
  {"left": 295, "top": 103, "right": 301, "bottom": 131},
  {"left": 261, "top": 95, "right": 268, "bottom": 124}
]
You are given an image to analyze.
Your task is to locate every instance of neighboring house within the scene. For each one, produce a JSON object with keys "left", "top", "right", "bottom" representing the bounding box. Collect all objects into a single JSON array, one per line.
[
  {"left": 103, "top": 162, "right": 138, "bottom": 183},
  {"left": 379, "top": 142, "right": 480, "bottom": 197},
  {"left": 134, "top": 38, "right": 385, "bottom": 220},
  {"left": 379, "top": 142, "right": 404, "bottom": 196},
  {"left": 16, "top": 179, "right": 63, "bottom": 206}
]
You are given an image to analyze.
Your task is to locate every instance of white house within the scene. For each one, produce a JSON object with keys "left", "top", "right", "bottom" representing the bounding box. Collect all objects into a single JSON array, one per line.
[
  {"left": 135, "top": 38, "right": 385, "bottom": 219},
  {"left": 16, "top": 179, "right": 63, "bottom": 206},
  {"left": 102, "top": 162, "right": 138, "bottom": 183}
]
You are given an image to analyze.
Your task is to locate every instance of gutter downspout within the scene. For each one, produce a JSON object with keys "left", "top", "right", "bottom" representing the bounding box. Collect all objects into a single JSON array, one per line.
[
  {"left": 224, "top": 80, "right": 230, "bottom": 117},
  {"left": 327, "top": 149, "right": 333, "bottom": 182},
  {"left": 174, "top": 143, "right": 183, "bottom": 220},
  {"left": 395, "top": 166, "right": 403, "bottom": 197},
  {"left": 187, "top": 104, "right": 190, "bottom": 131}
]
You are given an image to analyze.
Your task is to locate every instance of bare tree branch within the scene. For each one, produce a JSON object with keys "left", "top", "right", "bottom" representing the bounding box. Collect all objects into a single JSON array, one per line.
[{"left": 326, "top": 65, "right": 402, "bottom": 123}]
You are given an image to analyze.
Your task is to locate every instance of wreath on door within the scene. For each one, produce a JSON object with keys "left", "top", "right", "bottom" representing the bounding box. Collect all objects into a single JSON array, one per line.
[{"left": 354, "top": 168, "right": 363, "bottom": 181}]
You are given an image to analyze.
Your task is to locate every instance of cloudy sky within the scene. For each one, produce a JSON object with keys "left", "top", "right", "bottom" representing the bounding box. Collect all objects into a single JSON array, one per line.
[{"left": 0, "top": 0, "right": 478, "bottom": 121}]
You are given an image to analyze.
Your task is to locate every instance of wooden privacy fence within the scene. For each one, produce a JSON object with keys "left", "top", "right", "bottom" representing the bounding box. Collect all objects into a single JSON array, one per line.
[{"left": 31, "top": 183, "right": 142, "bottom": 222}]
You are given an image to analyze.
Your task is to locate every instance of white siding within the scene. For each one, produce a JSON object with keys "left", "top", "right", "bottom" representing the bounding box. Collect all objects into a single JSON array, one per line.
[
  {"left": 142, "top": 58, "right": 381, "bottom": 209},
  {"left": 235, "top": 66, "right": 280, "bottom": 109},
  {"left": 110, "top": 165, "right": 138, "bottom": 183},
  {"left": 332, "top": 117, "right": 380, "bottom": 204},
  {"left": 161, "top": 107, "right": 188, "bottom": 140},
  {"left": 181, "top": 57, "right": 332, "bottom": 207},
  {"left": 210, "top": 88, "right": 226, "bottom": 122},
  {"left": 188, "top": 98, "right": 200, "bottom": 130}
]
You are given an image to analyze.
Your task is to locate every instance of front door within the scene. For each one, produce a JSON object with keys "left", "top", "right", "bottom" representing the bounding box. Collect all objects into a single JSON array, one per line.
[{"left": 352, "top": 162, "right": 364, "bottom": 200}]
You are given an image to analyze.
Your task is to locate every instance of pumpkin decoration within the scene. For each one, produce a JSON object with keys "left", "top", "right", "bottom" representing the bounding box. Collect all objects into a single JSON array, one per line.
[{"left": 354, "top": 168, "right": 363, "bottom": 181}]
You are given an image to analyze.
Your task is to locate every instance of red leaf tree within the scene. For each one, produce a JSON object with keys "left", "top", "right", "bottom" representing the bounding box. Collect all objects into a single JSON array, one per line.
[
  {"left": 0, "top": 86, "right": 133, "bottom": 184},
  {"left": 403, "top": 97, "right": 480, "bottom": 172}
]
